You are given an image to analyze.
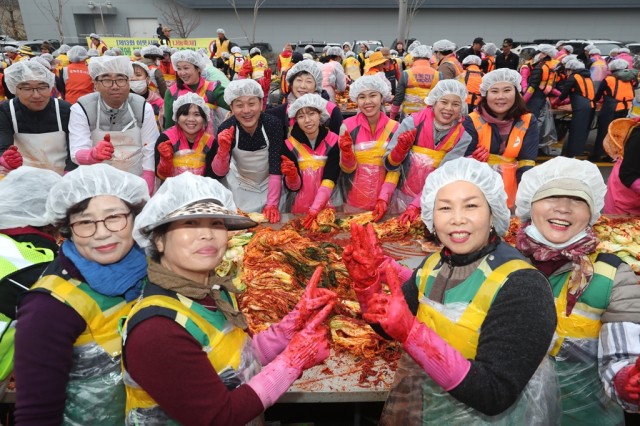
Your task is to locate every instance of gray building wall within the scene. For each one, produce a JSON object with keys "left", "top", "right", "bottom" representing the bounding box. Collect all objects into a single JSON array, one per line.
[{"left": 17, "top": 0, "right": 640, "bottom": 50}]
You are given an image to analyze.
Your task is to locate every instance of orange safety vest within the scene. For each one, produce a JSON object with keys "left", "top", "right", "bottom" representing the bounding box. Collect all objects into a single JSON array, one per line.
[
  {"left": 485, "top": 56, "right": 495, "bottom": 73},
  {"left": 213, "top": 39, "right": 230, "bottom": 59},
  {"left": 538, "top": 60, "right": 559, "bottom": 94},
  {"left": 605, "top": 75, "right": 635, "bottom": 111},
  {"left": 470, "top": 112, "right": 533, "bottom": 208},
  {"left": 462, "top": 66, "right": 483, "bottom": 107},
  {"left": 63, "top": 62, "right": 94, "bottom": 104},
  {"left": 402, "top": 62, "right": 440, "bottom": 114},
  {"left": 0, "top": 74, "right": 5, "bottom": 101},
  {"left": 574, "top": 74, "right": 596, "bottom": 108},
  {"left": 278, "top": 53, "right": 292, "bottom": 73},
  {"left": 442, "top": 55, "right": 463, "bottom": 77},
  {"left": 159, "top": 61, "right": 176, "bottom": 84}
]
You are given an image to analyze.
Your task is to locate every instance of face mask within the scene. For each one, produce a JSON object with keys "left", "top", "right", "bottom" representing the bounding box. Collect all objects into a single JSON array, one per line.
[
  {"left": 130, "top": 80, "right": 148, "bottom": 94},
  {"left": 524, "top": 223, "right": 589, "bottom": 250}
]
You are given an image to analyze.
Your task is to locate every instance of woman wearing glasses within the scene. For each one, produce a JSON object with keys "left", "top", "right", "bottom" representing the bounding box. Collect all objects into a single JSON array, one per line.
[{"left": 14, "top": 164, "right": 149, "bottom": 425}]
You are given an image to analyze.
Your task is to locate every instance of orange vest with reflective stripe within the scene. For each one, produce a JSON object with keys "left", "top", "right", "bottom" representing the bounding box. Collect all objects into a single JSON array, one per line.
[
  {"left": 485, "top": 56, "right": 495, "bottom": 72},
  {"left": 443, "top": 55, "right": 463, "bottom": 77},
  {"left": 539, "top": 60, "right": 559, "bottom": 94},
  {"left": 0, "top": 74, "right": 5, "bottom": 101},
  {"left": 574, "top": 74, "right": 595, "bottom": 108},
  {"left": 605, "top": 75, "right": 635, "bottom": 111},
  {"left": 462, "top": 66, "right": 483, "bottom": 106}
]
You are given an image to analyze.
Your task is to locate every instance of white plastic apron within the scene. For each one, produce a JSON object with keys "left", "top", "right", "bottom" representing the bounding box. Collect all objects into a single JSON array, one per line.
[
  {"left": 91, "top": 102, "right": 143, "bottom": 176},
  {"left": 225, "top": 126, "right": 270, "bottom": 212},
  {"left": 10, "top": 98, "right": 67, "bottom": 175}
]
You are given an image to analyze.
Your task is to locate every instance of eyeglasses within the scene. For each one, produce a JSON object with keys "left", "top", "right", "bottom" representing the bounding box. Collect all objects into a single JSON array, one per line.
[
  {"left": 70, "top": 212, "right": 131, "bottom": 238},
  {"left": 96, "top": 78, "right": 129, "bottom": 87},
  {"left": 17, "top": 85, "right": 50, "bottom": 95}
]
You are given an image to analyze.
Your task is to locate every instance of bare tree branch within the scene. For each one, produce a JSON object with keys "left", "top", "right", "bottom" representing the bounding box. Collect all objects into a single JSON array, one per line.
[
  {"left": 226, "top": 0, "right": 250, "bottom": 46},
  {"left": 156, "top": 0, "right": 201, "bottom": 38},
  {"left": 406, "top": 0, "right": 426, "bottom": 41},
  {"left": 34, "top": 0, "right": 69, "bottom": 42},
  {"left": 251, "top": 0, "right": 267, "bottom": 45},
  {"left": 0, "top": 0, "right": 26, "bottom": 40}
]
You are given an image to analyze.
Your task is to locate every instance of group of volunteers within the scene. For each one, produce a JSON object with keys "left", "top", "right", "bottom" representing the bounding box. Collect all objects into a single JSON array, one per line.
[{"left": 0, "top": 29, "right": 639, "bottom": 426}]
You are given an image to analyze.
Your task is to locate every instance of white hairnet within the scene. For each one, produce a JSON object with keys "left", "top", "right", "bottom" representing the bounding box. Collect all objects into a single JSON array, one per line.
[
  {"left": 302, "top": 53, "right": 314, "bottom": 61},
  {"left": 87, "top": 49, "right": 99, "bottom": 57},
  {"left": 133, "top": 49, "right": 141, "bottom": 56},
  {"left": 4, "top": 46, "right": 17, "bottom": 53},
  {"left": 89, "top": 33, "right": 100, "bottom": 40},
  {"left": 31, "top": 57, "right": 51, "bottom": 70},
  {"left": 463, "top": 55, "right": 482, "bottom": 66},
  {"left": 141, "top": 45, "right": 163, "bottom": 58},
  {"left": 327, "top": 46, "right": 343, "bottom": 58},
  {"left": 515, "top": 157, "right": 606, "bottom": 225},
  {"left": 304, "top": 44, "right": 314, "bottom": 52},
  {"left": 171, "top": 49, "right": 208, "bottom": 72},
  {"left": 349, "top": 74, "right": 391, "bottom": 102},
  {"left": 407, "top": 40, "right": 422, "bottom": 54},
  {"left": 390, "top": 49, "right": 398, "bottom": 56},
  {"left": 224, "top": 79, "right": 264, "bottom": 106},
  {"left": 250, "top": 47, "right": 261, "bottom": 55},
  {"left": 365, "top": 51, "right": 372, "bottom": 58},
  {"left": 480, "top": 68, "right": 522, "bottom": 97},
  {"left": 346, "top": 51, "right": 355, "bottom": 58},
  {"left": 133, "top": 173, "right": 243, "bottom": 249},
  {"left": 46, "top": 164, "right": 149, "bottom": 223},
  {"left": 343, "top": 41, "right": 352, "bottom": 49},
  {"left": 432, "top": 39, "right": 456, "bottom": 52},
  {"left": 564, "top": 59, "right": 585, "bottom": 70},
  {"left": 172, "top": 92, "right": 208, "bottom": 121},
  {"left": 589, "top": 48, "right": 601, "bottom": 55},
  {"left": 88, "top": 55, "right": 133, "bottom": 79},
  {"left": 58, "top": 44, "right": 71, "bottom": 54},
  {"left": 221, "top": 52, "right": 230, "bottom": 59},
  {"left": 103, "top": 50, "right": 116, "bottom": 56},
  {"left": 4, "top": 60, "right": 55, "bottom": 94},
  {"left": 288, "top": 93, "right": 330, "bottom": 123},
  {"left": 197, "top": 48, "right": 208, "bottom": 56},
  {"left": 584, "top": 44, "right": 595, "bottom": 52},
  {"left": 40, "top": 54, "right": 56, "bottom": 65},
  {"left": 482, "top": 43, "right": 498, "bottom": 56},
  {"left": 563, "top": 45, "right": 574, "bottom": 54},
  {"left": 411, "top": 45, "right": 432, "bottom": 59},
  {"left": 132, "top": 61, "right": 151, "bottom": 77},
  {"left": 67, "top": 45, "right": 88, "bottom": 62},
  {"left": 619, "top": 47, "right": 630, "bottom": 54},
  {"left": 159, "top": 45, "right": 171, "bottom": 54},
  {"left": 170, "top": 48, "right": 178, "bottom": 55},
  {"left": 421, "top": 157, "right": 510, "bottom": 236},
  {"left": 609, "top": 59, "right": 629, "bottom": 71},
  {"left": 287, "top": 59, "right": 323, "bottom": 93},
  {"left": 112, "top": 47, "right": 122, "bottom": 55},
  {"left": 425, "top": 80, "right": 468, "bottom": 114},
  {"left": 231, "top": 46, "right": 241, "bottom": 54},
  {"left": 0, "top": 166, "right": 62, "bottom": 228},
  {"left": 216, "top": 28, "right": 225, "bottom": 34},
  {"left": 561, "top": 54, "right": 577, "bottom": 65},
  {"left": 537, "top": 44, "right": 557, "bottom": 57}
]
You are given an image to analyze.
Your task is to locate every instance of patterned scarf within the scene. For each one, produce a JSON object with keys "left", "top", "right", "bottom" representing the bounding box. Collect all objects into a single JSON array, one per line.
[
  {"left": 516, "top": 221, "right": 599, "bottom": 316},
  {"left": 147, "top": 260, "right": 248, "bottom": 330}
]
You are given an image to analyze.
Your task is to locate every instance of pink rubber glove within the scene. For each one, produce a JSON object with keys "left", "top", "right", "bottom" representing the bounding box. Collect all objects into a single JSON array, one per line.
[
  {"left": 343, "top": 223, "right": 384, "bottom": 313},
  {"left": 614, "top": 358, "right": 640, "bottom": 404},
  {"left": 262, "top": 174, "right": 282, "bottom": 223},
  {"left": 630, "top": 178, "right": 640, "bottom": 194},
  {"left": 471, "top": 145, "right": 490, "bottom": 162},
  {"left": 142, "top": 170, "right": 155, "bottom": 196},
  {"left": 247, "top": 302, "right": 334, "bottom": 408},
  {"left": 372, "top": 200, "right": 388, "bottom": 222},
  {"left": 281, "top": 155, "right": 301, "bottom": 190},
  {"left": 388, "top": 129, "right": 416, "bottom": 165},
  {"left": 309, "top": 185, "right": 333, "bottom": 213},
  {"left": 338, "top": 131, "right": 356, "bottom": 172},
  {"left": 379, "top": 256, "right": 413, "bottom": 285},
  {"left": 75, "top": 149, "right": 100, "bottom": 165},
  {"left": 0, "top": 146, "right": 23, "bottom": 170},
  {"left": 399, "top": 205, "right": 420, "bottom": 225},
  {"left": 389, "top": 104, "right": 400, "bottom": 120},
  {"left": 377, "top": 181, "right": 396, "bottom": 205},
  {"left": 91, "top": 134, "right": 114, "bottom": 161},
  {"left": 212, "top": 125, "right": 235, "bottom": 176}
]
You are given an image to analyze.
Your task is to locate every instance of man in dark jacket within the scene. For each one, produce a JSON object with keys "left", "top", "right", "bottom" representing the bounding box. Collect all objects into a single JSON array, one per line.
[
  {"left": 457, "top": 37, "right": 484, "bottom": 63},
  {"left": 495, "top": 38, "right": 520, "bottom": 70}
]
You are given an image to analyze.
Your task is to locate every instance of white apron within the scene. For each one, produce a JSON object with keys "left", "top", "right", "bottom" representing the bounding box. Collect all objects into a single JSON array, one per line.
[
  {"left": 225, "top": 126, "right": 270, "bottom": 212},
  {"left": 10, "top": 98, "right": 67, "bottom": 175},
  {"left": 91, "top": 102, "right": 143, "bottom": 177}
]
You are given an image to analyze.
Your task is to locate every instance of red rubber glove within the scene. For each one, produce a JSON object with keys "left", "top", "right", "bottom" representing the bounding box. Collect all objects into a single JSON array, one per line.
[
  {"left": 614, "top": 358, "right": 640, "bottom": 404},
  {"left": 363, "top": 263, "right": 415, "bottom": 343},
  {"left": 372, "top": 199, "right": 388, "bottom": 222},
  {"left": 389, "top": 128, "right": 417, "bottom": 165},
  {"left": 338, "top": 131, "right": 356, "bottom": 168},
  {"left": 91, "top": 134, "right": 114, "bottom": 161},
  {"left": 262, "top": 205, "right": 281, "bottom": 224},
  {"left": 1, "top": 146, "right": 23, "bottom": 170},
  {"left": 399, "top": 205, "right": 420, "bottom": 225},
  {"left": 302, "top": 209, "right": 318, "bottom": 230},
  {"left": 158, "top": 140, "right": 174, "bottom": 159},
  {"left": 471, "top": 144, "right": 490, "bottom": 162},
  {"left": 217, "top": 125, "right": 235, "bottom": 155},
  {"left": 281, "top": 155, "right": 299, "bottom": 179},
  {"left": 280, "top": 301, "right": 334, "bottom": 370},
  {"left": 343, "top": 222, "right": 385, "bottom": 290}
]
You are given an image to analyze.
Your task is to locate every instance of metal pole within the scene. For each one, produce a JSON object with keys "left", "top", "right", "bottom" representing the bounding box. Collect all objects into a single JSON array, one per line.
[
  {"left": 397, "top": 0, "right": 408, "bottom": 45},
  {"left": 99, "top": 5, "right": 106, "bottom": 35}
]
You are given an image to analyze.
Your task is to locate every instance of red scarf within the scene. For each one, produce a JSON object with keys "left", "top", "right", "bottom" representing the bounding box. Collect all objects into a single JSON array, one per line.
[{"left": 516, "top": 222, "right": 598, "bottom": 316}]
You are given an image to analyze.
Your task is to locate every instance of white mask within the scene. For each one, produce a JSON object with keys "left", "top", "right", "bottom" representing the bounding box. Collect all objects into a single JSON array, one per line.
[
  {"left": 524, "top": 223, "right": 588, "bottom": 250},
  {"left": 129, "top": 80, "right": 148, "bottom": 94}
]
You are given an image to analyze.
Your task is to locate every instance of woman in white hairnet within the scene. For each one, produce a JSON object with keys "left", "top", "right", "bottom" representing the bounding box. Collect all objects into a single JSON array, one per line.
[
  {"left": 265, "top": 59, "right": 344, "bottom": 136},
  {"left": 282, "top": 93, "right": 341, "bottom": 228},
  {"left": 384, "top": 79, "right": 471, "bottom": 224},
  {"left": 390, "top": 44, "right": 443, "bottom": 121},
  {"left": 464, "top": 68, "right": 539, "bottom": 209},
  {"left": 551, "top": 59, "right": 596, "bottom": 157},
  {"left": 211, "top": 79, "right": 285, "bottom": 223},
  {"left": 321, "top": 46, "right": 347, "bottom": 104},
  {"left": 515, "top": 157, "right": 640, "bottom": 425},
  {"left": 155, "top": 93, "right": 213, "bottom": 181},
  {"left": 338, "top": 74, "right": 399, "bottom": 219},
  {"left": 344, "top": 157, "right": 558, "bottom": 424},
  {"left": 432, "top": 39, "right": 463, "bottom": 80},
  {"left": 130, "top": 61, "right": 164, "bottom": 129},
  {"left": 591, "top": 59, "right": 638, "bottom": 162},
  {"left": 14, "top": 164, "right": 149, "bottom": 425},
  {"left": 460, "top": 55, "right": 484, "bottom": 112},
  {"left": 122, "top": 173, "right": 336, "bottom": 425},
  {"left": 480, "top": 42, "right": 498, "bottom": 74},
  {"left": 523, "top": 44, "right": 561, "bottom": 118},
  {"left": 164, "top": 49, "right": 228, "bottom": 133},
  {"left": 62, "top": 45, "right": 93, "bottom": 104},
  {"left": 1, "top": 60, "right": 73, "bottom": 176}
]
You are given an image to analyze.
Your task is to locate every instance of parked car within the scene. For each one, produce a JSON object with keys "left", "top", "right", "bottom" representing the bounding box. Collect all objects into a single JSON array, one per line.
[
  {"left": 239, "top": 42, "right": 276, "bottom": 71},
  {"left": 557, "top": 39, "right": 626, "bottom": 59},
  {"left": 625, "top": 42, "right": 640, "bottom": 55},
  {"left": 353, "top": 40, "right": 383, "bottom": 54},
  {"left": 1, "top": 39, "right": 61, "bottom": 56},
  {"left": 294, "top": 40, "right": 328, "bottom": 56}
]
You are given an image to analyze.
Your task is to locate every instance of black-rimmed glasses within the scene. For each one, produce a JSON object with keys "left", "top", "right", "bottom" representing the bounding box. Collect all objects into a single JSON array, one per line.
[
  {"left": 96, "top": 78, "right": 129, "bottom": 88},
  {"left": 70, "top": 212, "right": 131, "bottom": 238}
]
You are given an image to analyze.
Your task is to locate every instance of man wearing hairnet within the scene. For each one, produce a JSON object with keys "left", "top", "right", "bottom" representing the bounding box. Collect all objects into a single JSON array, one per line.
[
  {"left": 432, "top": 39, "right": 463, "bottom": 80},
  {"left": 210, "top": 28, "right": 233, "bottom": 60},
  {"left": 62, "top": 46, "right": 93, "bottom": 104},
  {"left": 68, "top": 56, "right": 160, "bottom": 194},
  {"left": 391, "top": 45, "right": 441, "bottom": 120},
  {"left": 0, "top": 61, "right": 75, "bottom": 176},
  {"left": 523, "top": 44, "right": 561, "bottom": 118}
]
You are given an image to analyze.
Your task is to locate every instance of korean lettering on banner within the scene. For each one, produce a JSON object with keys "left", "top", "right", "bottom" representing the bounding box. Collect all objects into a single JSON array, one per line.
[{"left": 85, "top": 37, "right": 212, "bottom": 57}]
